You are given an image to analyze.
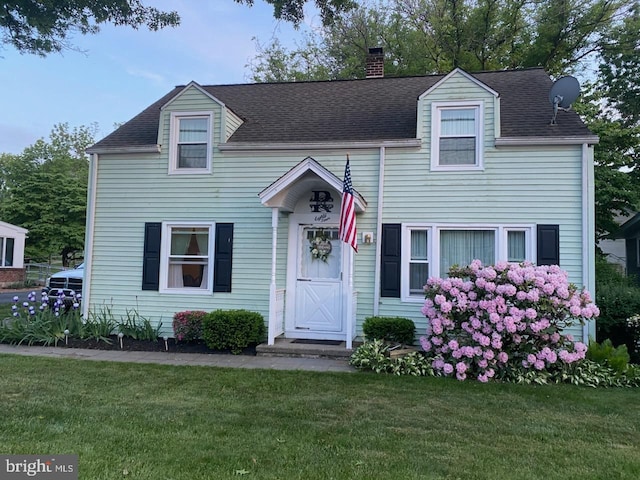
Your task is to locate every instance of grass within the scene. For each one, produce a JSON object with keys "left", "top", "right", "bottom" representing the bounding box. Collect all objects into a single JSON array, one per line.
[{"left": 0, "top": 355, "right": 638, "bottom": 479}]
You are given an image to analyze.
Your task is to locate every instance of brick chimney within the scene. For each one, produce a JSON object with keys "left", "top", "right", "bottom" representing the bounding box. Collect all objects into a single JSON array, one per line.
[{"left": 366, "top": 47, "right": 384, "bottom": 78}]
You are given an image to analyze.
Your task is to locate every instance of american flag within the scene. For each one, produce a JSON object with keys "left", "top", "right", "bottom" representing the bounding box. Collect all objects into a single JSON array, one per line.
[{"left": 339, "top": 157, "right": 358, "bottom": 253}]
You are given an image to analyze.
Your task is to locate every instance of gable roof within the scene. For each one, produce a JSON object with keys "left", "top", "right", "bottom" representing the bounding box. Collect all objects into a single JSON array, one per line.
[
  {"left": 89, "top": 68, "right": 594, "bottom": 152},
  {"left": 0, "top": 220, "right": 28, "bottom": 235}
]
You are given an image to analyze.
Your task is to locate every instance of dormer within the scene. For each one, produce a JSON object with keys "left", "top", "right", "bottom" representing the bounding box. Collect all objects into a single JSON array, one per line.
[
  {"left": 159, "top": 82, "right": 243, "bottom": 175},
  {"left": 417, "top": 69, "right": 499, "bottom": 172}
]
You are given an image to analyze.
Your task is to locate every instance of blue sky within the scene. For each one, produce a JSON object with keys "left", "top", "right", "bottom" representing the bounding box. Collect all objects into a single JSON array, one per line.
[{"left": 0, "top": 0, "right": 310, "bottom": 154}]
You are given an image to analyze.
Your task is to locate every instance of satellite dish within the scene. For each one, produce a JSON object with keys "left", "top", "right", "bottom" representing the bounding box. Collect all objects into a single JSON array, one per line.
[{"left": 549, "top": 76, "right": 580, "bottom": 125}]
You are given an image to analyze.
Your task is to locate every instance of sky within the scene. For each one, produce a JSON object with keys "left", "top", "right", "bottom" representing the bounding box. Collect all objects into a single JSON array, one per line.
[{"left": 0, "top": 0, "right": 313, "bottom": 154}]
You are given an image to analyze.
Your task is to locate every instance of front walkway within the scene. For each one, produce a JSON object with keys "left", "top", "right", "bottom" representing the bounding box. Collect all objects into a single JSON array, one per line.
[{"left": 0, "top": 344, "right": 356, "bottom": 373}]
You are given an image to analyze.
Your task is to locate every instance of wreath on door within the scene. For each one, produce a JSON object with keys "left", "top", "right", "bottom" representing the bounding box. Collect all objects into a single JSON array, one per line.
[{"left": 309, "top": 230, "right": 332, "bottom": 262}]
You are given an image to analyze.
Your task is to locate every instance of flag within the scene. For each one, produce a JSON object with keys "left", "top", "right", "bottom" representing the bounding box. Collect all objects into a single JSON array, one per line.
[{"left": 339, "top": 157, "right": 358, "bottom": 253}]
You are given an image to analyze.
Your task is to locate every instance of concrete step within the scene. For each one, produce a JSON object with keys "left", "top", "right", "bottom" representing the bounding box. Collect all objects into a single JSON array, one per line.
[{"left": 256, "top": 338, "right": 360, "bottom": 360}]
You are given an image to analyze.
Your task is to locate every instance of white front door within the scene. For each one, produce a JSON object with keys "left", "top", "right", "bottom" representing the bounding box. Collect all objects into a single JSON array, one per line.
[{"left": 294, "top": 226, "right": 343, "bottom": 333}]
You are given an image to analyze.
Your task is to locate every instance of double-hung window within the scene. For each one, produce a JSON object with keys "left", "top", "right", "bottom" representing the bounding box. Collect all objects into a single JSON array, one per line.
[
  {"left": 409, "top": 229, "right": 430, "bottom": 296},
  {"left": 431, "top": 102, "right": 483, "bottom": 170},
  {"left": 402, "top": 224, "right": 533, "bottom": 300},
  {"left": 0, "top": 237, "right": 14, "bottom": 267},
  {"left": 169, "top": 112, "right": 212, "bottom": 174},
  {"left": 159, "top": 223, "right": 213, "bottom": 293}
]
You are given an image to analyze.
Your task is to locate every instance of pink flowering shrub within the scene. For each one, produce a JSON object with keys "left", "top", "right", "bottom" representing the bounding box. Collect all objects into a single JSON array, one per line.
[
  {"left": 420, "top": 260, "right": 600, "bottom": 382},
  {"left": 172, "top": 310, "right": 206, "bottom": 342}
]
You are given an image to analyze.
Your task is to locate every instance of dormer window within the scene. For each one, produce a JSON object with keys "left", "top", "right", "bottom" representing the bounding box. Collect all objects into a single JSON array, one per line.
[
  {"left": 169, "top": 112, "right": 213, "bottom": 174},
  {"left": 431, "top": 101, "right": 483, "bottom": 171}
]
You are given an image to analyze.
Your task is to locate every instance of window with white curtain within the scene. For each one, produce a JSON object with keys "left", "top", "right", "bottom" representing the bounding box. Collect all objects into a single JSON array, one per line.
[
  {"left": 506, "top": 230, "right": 527, "bottom": 262},
  {"left": 440, "top": 229, "right": 495, "bottom": 276},
  {"left": 431, "top": 102, "right": 483, "bottom": 170},
  {"left": 160, "top": 223, "right": 213, "bottom": 293},
  {"left": 169, "top": 112, "right": 212, "bottom": 174},
  {"left": 402, "top": 224, "right": 533, "bottom": 300}
]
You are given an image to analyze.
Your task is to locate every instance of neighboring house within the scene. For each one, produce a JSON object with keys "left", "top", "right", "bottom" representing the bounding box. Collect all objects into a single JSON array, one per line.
[
  {"left": 85, "top": 56, "right": 598, "bottom": 347},
  {"left": 614, "top": 212, "right": 640, "bottom": 281},
  {"left": 599, "top": 212, "right": 634, "bottom": 275},
  {"left": 0, "top": 220, "right": 28, "bottom": 287}
]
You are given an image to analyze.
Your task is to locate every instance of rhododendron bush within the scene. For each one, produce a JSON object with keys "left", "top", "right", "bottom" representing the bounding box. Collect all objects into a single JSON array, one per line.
[{"left": 420, "top": 260, "right": 600, "bottom": 382}]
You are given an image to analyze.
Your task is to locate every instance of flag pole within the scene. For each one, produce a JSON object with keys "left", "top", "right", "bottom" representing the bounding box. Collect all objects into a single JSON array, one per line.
[{"left": 339, "top": 154, "right": 357, "bottom": 348}]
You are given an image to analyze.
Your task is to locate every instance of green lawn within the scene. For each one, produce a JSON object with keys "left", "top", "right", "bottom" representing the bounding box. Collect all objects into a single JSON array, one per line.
[{"left": 0, "top": 354, "right": 638, "bottom": 479}]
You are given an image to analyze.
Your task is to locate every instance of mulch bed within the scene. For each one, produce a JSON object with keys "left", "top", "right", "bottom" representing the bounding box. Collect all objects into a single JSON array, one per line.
[{"left": 57, "top": 336, "right": 257, "bottom": 356}]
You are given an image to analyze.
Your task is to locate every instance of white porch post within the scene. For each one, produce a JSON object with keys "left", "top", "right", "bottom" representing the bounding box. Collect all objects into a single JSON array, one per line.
[
  {"left": 345, "top": 248, "right": 354, "bottom": 349},
  {"left": 268, "top": 208, "right": 279, "bottom": 345}
]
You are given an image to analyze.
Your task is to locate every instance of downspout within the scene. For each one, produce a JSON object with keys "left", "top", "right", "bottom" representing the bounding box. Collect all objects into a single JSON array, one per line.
[
  {"left": 582, "top": 143, "right": 595, "bottom": 342},
  {"left": 82, "top": 153, "right": 98, "bottom": 320},
  {"left": 373, "top": 146, "right": 386, "bottom": 316}
]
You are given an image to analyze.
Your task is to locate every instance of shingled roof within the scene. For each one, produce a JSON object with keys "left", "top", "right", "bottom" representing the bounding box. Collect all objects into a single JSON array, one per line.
[{"left": 89, "top": 68, "right": 594, "bottom": 152}]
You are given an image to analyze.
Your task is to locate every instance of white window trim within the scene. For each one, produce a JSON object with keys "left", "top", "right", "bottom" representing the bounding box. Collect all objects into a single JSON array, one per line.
[
  {"left": 401, "top": 223, "right": 535, "bottom": 302},
  {"left": 430, "top": 101, "right": 484, "bottom": 171},
  {"left": 159, "top": 221, "right": 215, "bottom": 295},
  {"left": 168, "top": 111, "right": 213, "bottom": 175}
]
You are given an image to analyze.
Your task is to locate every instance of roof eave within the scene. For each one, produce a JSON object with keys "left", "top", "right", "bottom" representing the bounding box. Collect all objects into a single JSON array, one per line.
[
  {"left": 86, "top": 145, "right": 162, "bottom": 155},
  {"left": 219, "top": 139, "right": 422, "bottom": 151},
  {"left": 495, "top": 136, "right": 599, "bottom": 146}
]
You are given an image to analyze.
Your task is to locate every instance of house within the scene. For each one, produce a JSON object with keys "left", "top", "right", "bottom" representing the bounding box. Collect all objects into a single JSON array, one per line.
[
  {"left": 599, "top": 212, "right": 634, "bottom": 275},
  {"left": 0, "top": 220, "right": 28, "bottom": 287},
  {"left": 85, "top": 55, "right": 598, "bottom": 347},
  {"left": 613, "top": 212, "right": 640, "bottom": 281}
]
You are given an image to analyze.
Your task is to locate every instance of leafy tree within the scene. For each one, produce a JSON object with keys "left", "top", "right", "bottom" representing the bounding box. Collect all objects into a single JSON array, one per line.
[
  {"left": 0, "top": 124, "right": 96, "bottom": 265},
  {"left": 579, "top": 96, "right": 640, "bottom": 239},
  {"left": 249, "top": 0, "right": 632, "bottom": 81},
  {"left": 598, "top": 2, "right": 640, "bottom": 127},
  {"left": 235, "top": 0, "right": 356, "bottom": 26},
  {"left": 1, "top": 0, "right": 180, "bottom": 56},
  {"left": 577, "top": 2, "right": 640, "bottom": 240}
]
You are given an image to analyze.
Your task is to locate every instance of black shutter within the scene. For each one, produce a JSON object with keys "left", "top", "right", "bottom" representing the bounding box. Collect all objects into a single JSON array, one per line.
[
  {"left": 142, "top": 222, "right": 162, "bottom": 290},
  {"left": 381, "top": 223, "right": 401, "bottom": 297},
  {"left": 214, "top": 223, "right": 233, "bottom": 292},
  {"left": 537, "top": 224, "right": 560, "bottom": 266}
]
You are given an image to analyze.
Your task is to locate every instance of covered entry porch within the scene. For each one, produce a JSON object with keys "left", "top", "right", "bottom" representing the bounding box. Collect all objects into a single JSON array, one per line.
[{"left": 259, "top": 157, "right": 367, "bottom": 349}]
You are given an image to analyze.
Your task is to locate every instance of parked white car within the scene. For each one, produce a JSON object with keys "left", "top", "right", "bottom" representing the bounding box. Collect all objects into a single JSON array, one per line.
[{"left": 44, "top": 263, "right": 84, "bottom": 298}]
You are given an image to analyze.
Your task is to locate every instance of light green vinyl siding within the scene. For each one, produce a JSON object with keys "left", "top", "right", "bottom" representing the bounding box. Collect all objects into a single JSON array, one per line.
[{"left": 225, "top": 110, "right": 243, "bottom": 141}]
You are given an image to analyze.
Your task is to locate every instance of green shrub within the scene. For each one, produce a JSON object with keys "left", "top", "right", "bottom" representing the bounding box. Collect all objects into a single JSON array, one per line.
[
  {"left": 350, "top": 341, "right": 640, "bottom": 386},
  {"left": 595, "top": 255, "right": 640, "bottom": 353},
  {"left": 587, "top": 339, "right": 630, "bottom": 373},
  {"left": 349, "top": 340, "right": 433, "bottom": 376},
  {"left": 626, "top": 314, "right": 640, "bottom": 364},
  {"left": 202, "top": 309, "right": 265, "bottom": 354},
  {"left": 362, "top": 316, "right": 415, "bottom": 345}
]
